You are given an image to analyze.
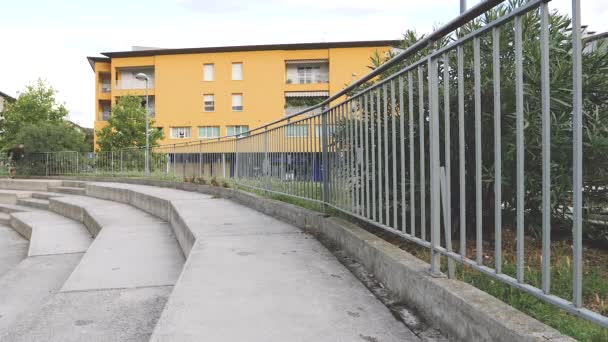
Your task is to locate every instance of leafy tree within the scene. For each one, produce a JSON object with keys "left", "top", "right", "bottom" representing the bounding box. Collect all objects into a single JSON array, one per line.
[
  {"left": 352, "top": 0, "right": 608, "bottom": 243},
  {"left": 1, "top": 79, "right": 68, "bottom": 147},
  {"left": 13, "top": 122, "right": 88, "bottom": 153},
  {"left": 95, "top": 95, "right": 164, "bottom": 151}
]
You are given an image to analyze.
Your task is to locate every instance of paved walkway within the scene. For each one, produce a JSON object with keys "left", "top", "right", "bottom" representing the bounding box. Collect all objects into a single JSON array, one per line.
[
  {"left": 88, "top": 182, "right": 420, "bottom": 341},
  {"left": 0, "top": 180, "right": 424, "bottom": 341}
]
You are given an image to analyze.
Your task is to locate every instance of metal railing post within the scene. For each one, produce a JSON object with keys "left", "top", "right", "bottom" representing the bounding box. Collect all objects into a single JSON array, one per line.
[
  {"left": 222, "top": 152, "right": 226, "bottom": 179},
  {"left": 321, "top": 106, "right": 330, "bottom": 211},
  {"left": 264, "top": 127, "right": 269, "bottom": 192},
  {"left": 429, "top": 44, "right": 442, "bottom": 276},
  {"left": 45, "top": 153, "right": 49, "bottom": 176}
]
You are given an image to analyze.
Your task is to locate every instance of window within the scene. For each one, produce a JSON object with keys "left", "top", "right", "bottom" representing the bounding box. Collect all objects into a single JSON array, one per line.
[
  {"left": 232, "top": 94, "right": 243, "bottom": 111},
  {"left": 227, "top": 125, "right": 249, "bottom": 137},
  {"left": 286, "top": 125, "right": 308, "bottom": 137},
  {"left": 198, "top": 126, "right": 220, "bottom": 139},
  {"left": 297, "top": 66, "right": 320, "bottom": 84},
  {"left": 232, "top": 62, "right": 243, "bottom": 80},
  {"left": 170, "top": 127, "right": 192, "bottom": 139},
  {"left": 204, "top": 94, "right": 215, "bottom": 112},
  {"left": 203, "top": 64, "right": 214, "bottom": 81}
]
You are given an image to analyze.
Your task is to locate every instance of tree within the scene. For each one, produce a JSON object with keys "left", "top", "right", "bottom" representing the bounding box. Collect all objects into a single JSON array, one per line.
[
  {"left": 95, "top": 95, "right": 164, "bottom": 151},
  {"left": 354, "top": 0, "right": 608, "bottom": 243},
  {"left": 1, "top": 79, "right": 68, "bottom": 147},
  {"left": 13, "top": 122, "right": 88, "bottom": 153}
]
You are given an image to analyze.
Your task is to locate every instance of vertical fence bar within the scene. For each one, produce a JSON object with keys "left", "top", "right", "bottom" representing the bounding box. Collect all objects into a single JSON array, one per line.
[
  {"left": 418, "top": 65, "right": 426, "bottom": 241},
  {"left": 458, "top": 43, "right": 466, "bottom": 257},
  {"left": 409, "top": 71, "right": 416, "bottom": 237},
  {"left": 493, "top": 26, "right": 502, "bottom": 274},
  {"left": 571, "top": 0, "right": 583, "bottom": 308},
  {"left": 391, "top": 80, "right": 398, "bottom": 229},
  {"left": 364, "top": 94, "right": 371, "bottom": 219},
  {"left": 515, "top": 14, "right": 525, "bottom": 283},
  {"left": 321, "top": 107, "right": 330, "bottom": 211},
  {"left": 399, "top": 76, "right": 407, "bottom": 233},
  {"left": 540, "top": 0, "right": 551, "bottom": 294},
  {"left": 377, "top": 88, "right": 384, "bottom": 224},
  {"left": 443, "top": 53, "right": 452, "bottom": 257},
  {"left": 474, "top": 36, "right": 482, "bottom": 265},
  {"left": 371, "top": 93, "right": 377, "bottom": 221},
  {"left": 429, "top": 53, "right": 441, "bottom": 275}
]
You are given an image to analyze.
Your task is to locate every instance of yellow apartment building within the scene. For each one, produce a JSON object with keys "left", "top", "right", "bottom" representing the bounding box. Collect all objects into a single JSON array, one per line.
[{"left": 87, "top": 40, "right": 399, "bottom": 147}]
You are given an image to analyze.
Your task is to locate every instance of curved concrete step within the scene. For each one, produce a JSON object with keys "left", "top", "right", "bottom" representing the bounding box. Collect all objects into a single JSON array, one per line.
[
  {"left": 10, "top": 211, "right": 92, "bottom": 257},
  {"left": 5, "top": 192, "right": 185, "bottom": 341},
  {"left": 61, "top": 180, "right": 87, "bottom": 188},
  {"left": 0, "top": 203, "right": 36, "bottom": 214},
  {"left": 48, "top": 196, "right": 184, "bottom": 291},
  {"left": 0, "top": 224, "right": 28, "bottom": 278},
  {"left": 16, "top": 198, "right": 49, "bottom": 210},
  {"left": 0, "top": 212, "right": 10, "bottom": 225},
  {"left": 0, "top": 190, "right": 32, "bottom": 204},
  {"left": 31, "top": 192, "right": 65, "bottom": 200},
  {"left": 48, "top": 186, "right": 86, "bottom": 195}
]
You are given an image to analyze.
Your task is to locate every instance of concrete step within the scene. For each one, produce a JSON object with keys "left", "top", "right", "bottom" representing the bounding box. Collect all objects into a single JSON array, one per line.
[
  {"left": 0, "top": 253, "right": 83, "bottom": 336},
  {"left": 16, "top": 198, "right": 50, "bottom": 210},
  {"left": 0, "top": 203, "right": 36, "bottom": 214},
  {"left": 0, "top": 212, "right": 11, "bottom": 225},
  {"left": 10, "top": 211, "right": 93, "bottom": 257},
  {"left": 0, "top": 179, "right": 63, "bottom": 192},
  {"left": 50, "top": 196, "right": 184, "bottom": 292},
  {"left": 2, "top": 194, "right": 186, "bottom": 341},
  {"left": 0, "top": 190, "right": 33, "bottom": 205},
  {"left": 31, "top": 192, "right": 65, "bottom": 200},
  {"left": 62, "top": 180, "right": 87, "bottom": 188},
  {"left": 0, "top": 224, "right": 28, "bottom": 278},
  {"left": 48, "top": 186, "right": 86, "bottom": 195}
]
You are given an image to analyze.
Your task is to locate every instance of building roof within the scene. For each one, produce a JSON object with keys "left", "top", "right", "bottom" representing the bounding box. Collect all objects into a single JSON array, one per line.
[
  {"left": 0, "top": 90, "right": 15, "bottom": 102},
  {"left": 86, "top": 56, "right": 111, "bottom": 71},
  {"left": 99, "top": 40, "right": 401, "bottom": 58}
]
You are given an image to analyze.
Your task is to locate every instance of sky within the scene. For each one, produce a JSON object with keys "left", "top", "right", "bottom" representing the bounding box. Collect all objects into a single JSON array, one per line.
[{"left": 0, "top": 0, "right": 605, "bottom": 128}]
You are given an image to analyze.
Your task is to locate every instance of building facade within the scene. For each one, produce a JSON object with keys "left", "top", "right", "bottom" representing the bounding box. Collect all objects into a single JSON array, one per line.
[
  {"left": 88, "top": 40, "right": 398, "bottom": 147},
  {"left": 0, "top": 91, "right": 15, "bottom": 113}
]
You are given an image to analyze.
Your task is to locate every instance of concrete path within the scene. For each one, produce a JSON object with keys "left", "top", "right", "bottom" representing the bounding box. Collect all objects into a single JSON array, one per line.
[
  {"left": 0, "top": 253, "right": 83, "bottom": 335},
  {"left": 85, "top": 182, "right": 420, "bottom": 341},
  {"left": 0, "top": 224, "right": 28, "bottom": 277}
]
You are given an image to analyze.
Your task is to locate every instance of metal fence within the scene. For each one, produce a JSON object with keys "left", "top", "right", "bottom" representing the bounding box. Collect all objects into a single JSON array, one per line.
[{"left": 16, "top": 0, "right": 607, "bottom": 328}]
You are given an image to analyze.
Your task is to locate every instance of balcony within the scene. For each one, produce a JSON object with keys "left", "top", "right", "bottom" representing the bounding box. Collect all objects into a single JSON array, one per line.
[
  {"left": 100, "top": 110, "right": 111, "bottom": 121},
  {"left": 115, "top": 79, "right": 155, "bottom": 90},
  {"left": 285, "top": 106, "right": 323, "bottom": 116},
  {"left": 115, "top": 67, "right": 155, "bottom": 90},
  {"left": 100, "top": 83, "right": 111, "bottom": 93},
  {"left": 285, "top": 60, "right": 329, "bottom": 84}
]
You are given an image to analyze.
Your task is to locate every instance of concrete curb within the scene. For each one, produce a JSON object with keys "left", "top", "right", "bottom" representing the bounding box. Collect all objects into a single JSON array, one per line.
[{"left": 23, "top": 176, "right": 574, "bottom": 341}]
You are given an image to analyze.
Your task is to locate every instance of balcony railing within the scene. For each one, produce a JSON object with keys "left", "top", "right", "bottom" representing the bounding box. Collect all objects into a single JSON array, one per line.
[
  {"left": 285, "top": 106, "right": 322, "bottom": 116},
  {"left": 115, "top": 79, "right": 155, "bottom": 90},
  {"left": 286, "top": 75, "right": 329, "bottom": 84},
  {"left": 100, "top": 111, "right": 111, "bottom": 120},
  {"left": 100, "top": 84, "right": 111, "bottom": 93}
]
